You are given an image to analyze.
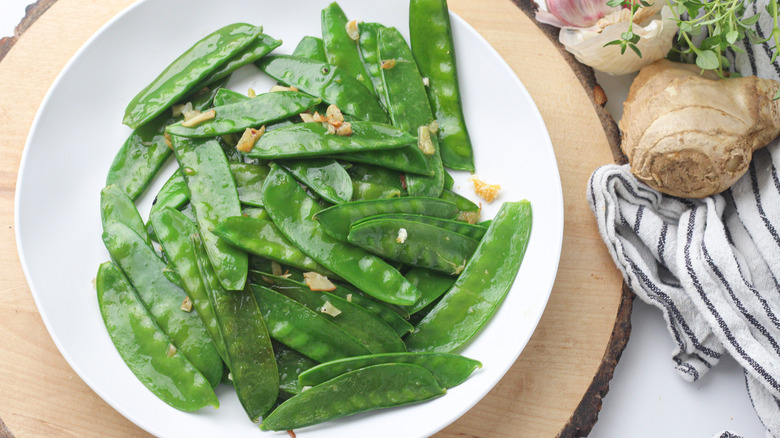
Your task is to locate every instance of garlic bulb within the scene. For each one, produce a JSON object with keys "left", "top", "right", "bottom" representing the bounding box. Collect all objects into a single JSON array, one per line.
[{"left": 536, "top": 0, "right": 619, "bottom": 29}]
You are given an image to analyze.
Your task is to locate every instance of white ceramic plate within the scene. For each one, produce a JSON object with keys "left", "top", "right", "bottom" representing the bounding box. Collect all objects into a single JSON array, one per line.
[{"left": 15, "top": 0, "right": 563, "bottom": 436}]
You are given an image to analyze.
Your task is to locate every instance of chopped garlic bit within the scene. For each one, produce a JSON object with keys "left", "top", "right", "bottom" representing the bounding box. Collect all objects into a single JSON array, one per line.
[
  {"left": 271, "top": 261, "right": 284, "bottom": 276},
  {"left": 470, "top": 176, "right": 501, "bottom": 203},
  {"left": 181, "top": 296, "right": 193, "bottom": 312},
  {"left": 346, "top": 293, "right": 353, "bottom": 302},
  {"left": 427, "top": 120, "right": 439, "bottom": 134},
  {"left": 301, "top": 386, "right": 312, "bottom": 392},
  {"left": 227, "top": 372, "right": 233, "bottom": 381},
  {"left": 336, "top": 122, "right": 353, "bottom": 136},
  {"left": 270, "top": 85, "right": 299, "bottom": 93},
  {"left": 457, "top": 209, "right": 481, "bottom": 224},
  {"left": 172, "top": 101, "right": 192, "bottom": 117},
  {"left": 326, "top": 104, "right": 344, "bottom": 125},
  {"left": 91, "top": 278, "right": 96, "bottom": 290},
  {"left": 181, "top": 108, "right": 216, "bottom": 127},
  {"left": 311, "top": 111, "right": 327, "bottom": 123},
  {"left": 422, "top": 77, "right": 430, "bottom": 87},
  {"left": 163, "top": 131, "right": 173, "bottom": 149},
  {"left": 381, "top": 59, "right": 396, "bottom": 69},
  {"left": 320, "top": 301, "right": 342, "bottom": 317},
  {"left": 396, "top": 228, "right": 408, "bottom": 244},
  {"left": 345, "top": 20, "right": 360, "bottom": 41},
  {"left": 304, "top": 272, "right": 336, "bottom": 291},
  {"left": 236, "top": 126, "right": 265, "bottom": 153},
  {"left": 183, "top": 167, "right": 196, "bottom": 176},
  {"left": 166, "top": 344, "right": 177, "bottom": 358},
  {"left": 326, "top": 123, "right": 337, "bottom": 135},
  {"left": 300, "top": 112, "right": 316, "bottom": 123},
  {"left": 248, "top": 87, "right": 257, "bottom": 98},
  {"left": 417, "top": 125, "right": 435, "bottom": 155}
]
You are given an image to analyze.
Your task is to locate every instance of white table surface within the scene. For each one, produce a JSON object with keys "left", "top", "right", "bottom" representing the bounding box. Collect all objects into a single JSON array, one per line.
[{"left": 0, "top": 0, "right": 769, "bottom": 436}]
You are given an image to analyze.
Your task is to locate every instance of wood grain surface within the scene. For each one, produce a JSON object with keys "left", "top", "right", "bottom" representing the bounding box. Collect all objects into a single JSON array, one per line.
[{"left": 0, "top": 0, "right": 627, "bottom": 436}]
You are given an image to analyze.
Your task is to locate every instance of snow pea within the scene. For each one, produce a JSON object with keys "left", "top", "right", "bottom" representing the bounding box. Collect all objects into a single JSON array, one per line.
[
  {"left": 197, "top": 32, "right": 281, "bottom": 88},
  {"left": 245, "top": 121, "right": 414, "bottom": 159},
  {"left": 443, "top": 170, "right": 455, "bottom": 190},
  {"left": 231, "top": 162, "right": 269, "bottom": 207},
  {"left": 410, "top": 0, "right": 475, "bottom": 171},
  {"left": 333, "top": 143, "right": 431, "bottom": 175},
  {"left": 323, "top": 283, "right": 413, "bottom": 336},
  {"left": 378, "top": 27, "right": 444, "bottom": 197},
  {"left": 274, "top": 341, "right": 318, "bottom": 395},
  {"left": 347, "top": 217, "right": 479, "bottom": 275},
  {"left": 262, "top": 164, "right": 420, "bottom": 305},
  {"left": 357, "top": 22, "right": 388, "bottom": 108},
  {"left": 256, "top": 55, "right": 387, "bottom": 122},
  {"left": 101, "top": 222, "right": 223, "bottom": 387},
  {"left": 260, "top": 363, "right": 445, "bottom": 431},
  {"left": 259, "top": 274, "right": 406, "bottom": 354},
  {"left": 166, "top": 91, "right": 321, "bottom": 138},
  {"left": 213, "top": 88, "right": 250, "bottom": 107},
  {"left": 212, "top": 216, "right": 335, "bottom": 276},
  {"left": 292, "top": 36, "right": 327, "bottom": 62},
  {"left": 347, "top": 162, "right": 404, "bottom": 190},
  {"left": 314, "top": 197, "right": 458, "bottom": 241},
  {"left": 251, "top": 284, "right": 371, "bottom": 362},
  {"left": 100, "top": 184, "right": 148, "bottom": 246},
  {"left": 351, "top": 180, "right": 402, "bottom": 201},
  {"left": 298, "top": 352, "right": 480, "bottom": 388},
  {"left": 149, "top": 207, "right": 228, "bottom": 363},
  {"left": 403, "top": 267, "right": 457, "bottom": 314},
  {"left": 242, "top": 207, "right": 270, "bottom": 220},
  {"left": 124, "top": 23, "right": 261, "bottom": 128},
  {"left": 171, "top": 135, "right": 247, "bottom": 291},
  {"left": 321, "top": 2, "right": 376, "bottom": 93},
  {"left": 192, "top": 235, "right": 279, "bottom": 421},
  {"left": 405, "top": 201, "right": 533, "bottom": 352},
  {"left": 353, "top": 213, "right": 487, "bottom": 240},
  {"left": 279, "top": 159, "right": 352, "bottom": 204},
  {"left": 96, "top": 261, "right": 219, "bottom": 412},
  {"left": 440, "top": 188, "right": 481, "bottom": 222},
  {"left": 108, "top": 77, "right": 228, "bottom": 200}
]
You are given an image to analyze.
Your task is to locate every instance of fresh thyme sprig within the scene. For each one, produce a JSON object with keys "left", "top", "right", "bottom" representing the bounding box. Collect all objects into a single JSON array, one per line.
[{"left": 603, "top": 0, "right": 653, "bottom": 57}]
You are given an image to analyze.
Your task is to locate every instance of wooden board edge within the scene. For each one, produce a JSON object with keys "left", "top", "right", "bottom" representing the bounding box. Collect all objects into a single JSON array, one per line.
[
  {"left": 0, "top": 0, "right": 56, "bottom": 62},
  {"left": 0, "top": 416, "right": 16, "bottom": 438}
]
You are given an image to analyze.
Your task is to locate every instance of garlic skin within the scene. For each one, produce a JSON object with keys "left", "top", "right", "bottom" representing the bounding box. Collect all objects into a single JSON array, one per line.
[
  {"left": 536, "top": 0, "right": 619, "bottom": 29},
  {"left": 559, "top": 5, "right": 678, "bottom": 76}
]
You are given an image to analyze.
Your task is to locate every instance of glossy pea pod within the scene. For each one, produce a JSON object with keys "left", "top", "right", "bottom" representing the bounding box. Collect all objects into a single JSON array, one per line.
[
  {"left": 378, "top": 27, "right": 445, "bottom": 197},
  {"left": 348, "top": 162, "right": 404, "bottom": 201},
  {"left": 321, "top": 2, "right": 376, "bottom": 94},
  {"left": 107, "top": 77, "right": 228, "bottom": 201},
  {"left": 351, "top": 180, "right": 402, "bottom": 201},
  {"left": 251, "top": 284, "right": 371, "bottom": 362},
  {"left": 298, "top": 351, "right": 481, "bottom": 388},
  {"left": 261, "top": 164, "right": 420, "bottom": 306},
  {"left": 274, "top": 341, "right": 319, "bottom": 395},
  {"left": 404, "top": 201, "right": 533, "bottom": 352},
  {"left": 100, "top": 184, "right": 148, "bottom": 246},
  {"left": 313, "top": 196, "right": 458, "bottom": 241},
  {"left": 403, "top": 267, "right": 457, "bottom": 315},
  {"left": 196, "top": 32, "right": 282, "bottom": 88},
  {"left": 149, "top": 207, "right": 228, "bottom": 363},
  {"left": 293, "top": 36, "right": 327, "bottom": 61},
  {"left": 353, "top": 213, "right": 487, "bottom": 240},
  {"left": 256, "top": 55, "right": 387, "bottom": 122},
  {"left": 212, "top": 216, "right": 335, "bottom": 276},
  {"left": 260, "top": 363, "right": 445, "bottom": 431},
  {"left": 246, "top": 121, "right": 414, "bottom": 159},
  {"left": 231, "top": 162, "right": 269, "bottom": 207},
  {"left": 96, "top": 261, "right": 219, "bottom": 412},
  {"left": 101, "top": 222, "right": 223, "bottom": 387},
  {"left": 440, "top": 188, "right": 482, "bottom": 223},
  {"left": 347, "top": 217, "right": 480, "bottom": 275},
  {"left": 123, "top": 23, "right": 261, "bottom": 128},
  {"left": 356, "top": 22, "right": 388, "bottom": 108},
  {"left": 258, "top": 274, "right": 406, "bottom": 354},
  {"left": 166, "top": 91, "right": 321, "bottom": 138},
  {"left": 192, "top": 235, "right": 279, "bottom": 421},
  {"left": 279, "top": 159, "right": 353, "bottom": 204},
  {"left": 410, "top": 0, "right": 475, "bottom": 171},
  {"left": 171, "top": 135, "right": 247, "bottom": 291},
  {"left": 330, "top": 142, "right": 431, "bottom": 176}
]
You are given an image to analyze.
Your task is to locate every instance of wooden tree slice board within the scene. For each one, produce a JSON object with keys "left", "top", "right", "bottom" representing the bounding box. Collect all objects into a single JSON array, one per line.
[{"left": 0, "top": 0, "right": 630, "bottom": 436}]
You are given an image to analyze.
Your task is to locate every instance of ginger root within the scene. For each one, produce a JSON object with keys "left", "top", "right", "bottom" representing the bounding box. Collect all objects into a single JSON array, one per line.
[{"left": 619, "top": 59, "right": 780, "bottom": 198}]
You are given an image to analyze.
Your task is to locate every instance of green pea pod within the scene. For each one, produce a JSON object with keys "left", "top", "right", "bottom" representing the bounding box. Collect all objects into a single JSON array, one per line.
[
  {"left": 347, "top": 162, "right": 404, "bottom": 190},
  {"left": 356, "top": 22, "right": 388, "bottom": 108},
  {"left": 256, "top": 55, "right": 387, "bottom": 122},
  {"left": 149, "top": 207, "right": 228, "bottom": 364},
  {"left": 405, "top": 201, "right": 533, "bottom": 352},
  {"left": 403, "top": 267, "right": 457, "bottom": 314},
  {"left": 440, "top": 188, "right": 481, "bottom": 223},
  {"left": 262, "top": 164, "right": 420, "bottom": 306},
  {"left": 212, "top": 216, "right": 335, "bottom": 276},
  {"left": 298, "top": 352, "right": 480, "bottom": 388},
  {"left": 334, "top": 145, "right": 431, "bottom": 176},
  {"left": 101, "top": 222, "right": 223, "bottom": 387},
  {"left": 251, "top": 285, "right": 371, "bottom": 362},
  {"left": 353, "top": 213, "right": 487, "bottom": 240},
  {"left": 213, "top": 88, "right": 251, "bottom": 107},
  {"left": 124, "top": 23, "right": 261, "bottom": 128},
  {"left": 258, "top": 274, "right": 406, "bottom": 354},
  {"left": 410, "top": 0, "right": 475, "bottom": 171},
  {"left": 192, "top": 235, "right": 279, "bottom": 422},
  {"left": 292, "top": 36, "right": 327, "bottom": 62},
  {"left": 108, "top": 78, "right": 228, "bottom": 200},
  {"left": 443, "top": 170, "right": 455, "bottom": 190},
  {"left": 197, "top": 33, "right": 282, "bottom": 87},
  {"left": 260, "top": 363, "right": 445, "bottom": 431},
  {"left": 347, "top": 217, "right": 479, "bottom": 275},
  {"left": 245, "top": 121, "right": 414, "bottom": 159},
  {"left": 150, "top": 170, "right": 188, "bottom": 216},
  {"left": 242, "top": 207, "right": 270, "bottom": 220},
  {"left": 321, "top": 2, "right": 376, "bottom": 93},
  {"left": 378, "top": 27, "right": 444, "bottom": 197},
  {"left": 231, "top": 162, "right": 270, "bottom": 207},
  {"left": 100, "top": 184, "right": 148, "bottom": 246},
  {"left": 274, "top": 341, "right": 319, "bottom": 395},
  {"left": 171, "top": 135, "right": 247, "bottom": 291},
  {"left": 313, "top": 197, "right": 458, "bottom": 241},
  {"left": 166, "top": 91, "right": 321, "bottom": 138},
  {"left": 96, "top": 262, "right": 219, "bottom": 412},
  {"left": 279, "top": 159, "right": 352, "bottom": 204},
  {"left": 351, "top": 180, "right": 402, "bottom": 201}
]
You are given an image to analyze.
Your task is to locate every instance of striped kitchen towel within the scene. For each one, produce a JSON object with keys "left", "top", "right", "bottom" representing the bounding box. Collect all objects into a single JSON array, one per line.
[{"left": 588, "top": 4, "right": 780, "bottom": 435}]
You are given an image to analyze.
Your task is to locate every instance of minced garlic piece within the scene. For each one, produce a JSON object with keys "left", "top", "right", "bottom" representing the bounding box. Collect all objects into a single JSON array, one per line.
[
  {"left": 163, "top": 131, "right": 172, "bottom": 149},
  {"left": 336, "top": 122, "right": 353, "bottom": 136},
  {"left": 471, "top": 177, "right": 501, "bottom": 203},
  {"left": 172, "top": 101, "right": 192, "bottom": 117},
  {"left": 248, "top": 87, "right": 257, "bottom": 98},
  {"left": 304, "top": 272, "right": 336, "bottom": 291},
  {"left": 166, "top": 344, "right": 177, "bottom": 358},
  {"left": 300, "top": 112, "right": 316, "bottom": 123},
  {"left": 346, "top": 293, "right": 353, "bottom": 302},
  {"left": 417, "top": 125, "right": 435, "bottom": 155},
  {"left": 301, "top": 386, "right": 312, "bottom": 392},
  {"left": 427, "top": 120, "right": 439, "bottom": 134},
  {"left": 181, "top": 108, "right": 216, "bottom": 127},
  {"left": 381, "top": 59, "right": 396, "bottom": 69},
  {"left": 270, "top": 85, "right": 299, "bottom": 93},
  {"left": 457, "top": 209, "right": 481, "bottom": 224},
  {"left": 320, "top": 301, "right": 342, "bottom": 317},
  {"left": 326, "top": 105, "right": 344, "bottom": 125},
  {"left": 345, "top": 20, "right": 360, "bottom": 41},
  {"left": 181, "top": 296, "right": 193, "bottom": 312},
  {"left": 311, "top": 111, "right": 327, "bottom": 123},
  {"left": 326, "top": 123, "right": 337, "bottom": 135},
  {"left": 236, "top": 126, "right": 265, "bottom": 153},
  {"left": 422, "top": 77, "right": 430, "bottom": 87},
  {"left": 396, "top": 228, "right": 408, "bottom": 244}
]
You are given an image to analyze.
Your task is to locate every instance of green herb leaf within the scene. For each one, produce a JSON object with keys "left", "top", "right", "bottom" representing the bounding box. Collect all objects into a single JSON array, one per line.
[
  {"left": 725, "top": 30, "right": 740, "bottom": 44},
  {"left": 695, "top": 50, "right": 720, "bottom": 70}
]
